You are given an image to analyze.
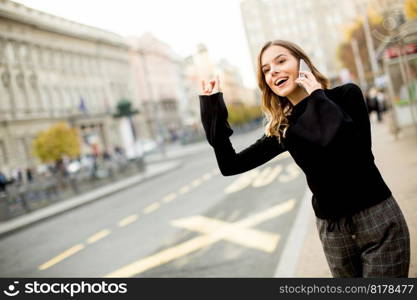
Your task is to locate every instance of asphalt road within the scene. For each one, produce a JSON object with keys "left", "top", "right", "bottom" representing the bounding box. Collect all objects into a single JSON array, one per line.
[{"left": 0, "top": 128, "right": 308, "bottom": 277}]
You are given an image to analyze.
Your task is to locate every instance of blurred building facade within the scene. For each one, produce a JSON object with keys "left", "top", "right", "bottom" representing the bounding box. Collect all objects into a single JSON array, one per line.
[
  {"left": 240, "top": 0, "right": 358, "bottom": 82},
  {"left": 183, "top": 43, "right": 215, "bottom": 128},
  {"left": 365, "top": 0, "right": 406, "bottom": 12},
  {"left": 127, "top": 33, "right": 188, "bottom": 142},
  {"left": 217, "top": 58, "right": 258, "bottom": 106},
  {"left": 184, "top": 44, "right": 257, "bottom": 112},
  {"left": 0, "top": 0, "right": 136, "bottom": 174}
]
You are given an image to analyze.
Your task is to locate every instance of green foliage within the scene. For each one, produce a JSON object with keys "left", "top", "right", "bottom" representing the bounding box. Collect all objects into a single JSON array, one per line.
[
  {"left": 227, "top": 104, "right": 263, "bottom": 126},
  {"left": 113, "top": 99, "right": 139, "bottom": 118}
]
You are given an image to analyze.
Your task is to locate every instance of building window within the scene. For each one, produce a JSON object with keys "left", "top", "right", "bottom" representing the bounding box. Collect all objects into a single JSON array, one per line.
[
  {"left": 5, "top": 41, "right": 16, "bottom": 64},
  {"left": 0, "top": 140, "right": 8, "bottom": 165},
  {"left": 1, "top": 70, "right": 11, "bottom": 88},
  {"left": 41, "top": 87, "right": 51, "bottom": 112},
  {"left": 34, "top": 45, "right": 42, "bottom": 66},
  {"left": 19, "top": 43, "right": 30, "bottom": 64},
  {"left": 43, "top": 48, "right": 50, "bottom": 67},
  {"left": 0, "top": 38, "right": 5, "bottom": 59},
  {"left": 17, "top": 138, "right": 29, "bottom": 162},
  {"left": 16, "top": 73, "right": 25, "bottom": 90}
]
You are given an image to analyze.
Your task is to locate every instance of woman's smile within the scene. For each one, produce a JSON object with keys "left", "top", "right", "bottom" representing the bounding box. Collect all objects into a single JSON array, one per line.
[{"left": 275, "top": 76, "right": 290, "bottom": 88}]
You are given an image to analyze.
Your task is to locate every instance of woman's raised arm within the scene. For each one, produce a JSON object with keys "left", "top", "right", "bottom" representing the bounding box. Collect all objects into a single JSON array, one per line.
[{"left": 199, "top": 78, "right": 286, "bottom": 176}]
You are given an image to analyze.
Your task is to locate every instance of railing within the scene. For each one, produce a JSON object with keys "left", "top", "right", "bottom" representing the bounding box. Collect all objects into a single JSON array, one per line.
[{"left": 0, "top": 156, "right": 146, "bottom": 222}]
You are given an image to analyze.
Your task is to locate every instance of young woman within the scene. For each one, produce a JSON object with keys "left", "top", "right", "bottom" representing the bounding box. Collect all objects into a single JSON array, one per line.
[{"left": 198, "top": 40, "right": 410, "bottom": 278}]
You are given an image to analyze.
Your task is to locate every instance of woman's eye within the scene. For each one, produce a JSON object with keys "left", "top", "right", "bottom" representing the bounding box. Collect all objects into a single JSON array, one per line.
[
  {"left": 279, "top": 60, "right": 285, "bottom": 64},
  {"left": 263, "top": 69, "right": 269, "bottom": 74}
]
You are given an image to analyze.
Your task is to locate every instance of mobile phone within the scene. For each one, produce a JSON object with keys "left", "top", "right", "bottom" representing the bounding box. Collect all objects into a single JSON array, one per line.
[{"left": 298, "top": 59, "right": 310, "bottom": 78}]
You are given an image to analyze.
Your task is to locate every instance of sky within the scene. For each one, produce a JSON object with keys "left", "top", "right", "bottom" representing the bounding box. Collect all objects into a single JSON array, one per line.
[{"left": 13, "top": 0, "right": 256, "bottom": 87}]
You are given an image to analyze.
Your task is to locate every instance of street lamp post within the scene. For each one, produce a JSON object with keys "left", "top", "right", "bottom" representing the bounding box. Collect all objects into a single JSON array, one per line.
[
  {"left": 356, "top": 0, "right": 380, "bottom": 83},
  {"left": 351, "top": 38, "right": 367, "bottom": 90}
]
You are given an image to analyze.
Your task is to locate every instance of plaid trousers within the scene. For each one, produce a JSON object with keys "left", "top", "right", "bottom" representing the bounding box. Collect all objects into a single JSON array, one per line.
[{"left": 315, "top": 194, "right": 410, "bottom": 277}]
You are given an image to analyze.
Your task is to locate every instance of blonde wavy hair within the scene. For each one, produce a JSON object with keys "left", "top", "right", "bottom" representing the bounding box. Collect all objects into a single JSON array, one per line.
[{"left": 257, "top": 40, "right": 330, "bottom": 143}]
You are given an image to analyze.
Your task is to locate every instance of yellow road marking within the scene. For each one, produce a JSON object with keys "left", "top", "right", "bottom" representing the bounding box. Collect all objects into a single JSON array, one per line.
[
  {"left": 252, "top": 167, "right": 272, "bottom": 187},
  {"left": 271, "top": 152, "right": 290, "bottom": 161},
  {"left": 118, "top": 215, "right": 139, "bottom": 227},
  {"left": 202, "top": 173, "right": 212, "bottom": 181},
  {"left": 211, "top": 169, "right": 220, "bottom": 175},
  {"left": 172, "top": 215, "right": 280, "bottom": 252},
  {"left": 278, "top": 163, "right": 301, "bottom": 182},
  {"left": 105, "top": 235, "right": 219, "bottom": 277},
  {"left": 236, "top": 199, "right": 295, "bottom": 228},
  {"left": 38, "top": 244, "right": 85, "bottom": 270},
  {"left": 252, "top": 165, "right": 283, "bottom": 187},
  {"left": 143, "top": 202, "right": 161, "bottom": 214},
  {"left": 228, "top": 228, "right": 280, "bottom": 252},
  {"left": 191, "top": 178, "right": 202, "bottom": 187},
  {"left": 224, "top": 170, "right": 259, "bottom": 194},
  {"left": 178, "top": 185, "right": 190, "bottom": 194},
  {"left": 87, "top": 229, "right": 111, "bottom": 244},
  {"left": 162, "top": 193, "right": 177, "bottom": 203},
  {"left": 105, "top": 199, "right": 295, "bottom": 277}
]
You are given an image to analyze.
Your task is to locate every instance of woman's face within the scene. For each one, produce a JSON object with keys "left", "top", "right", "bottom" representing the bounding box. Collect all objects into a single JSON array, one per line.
[{"left": 261, "top": 45, "right": 300, "bottom": 97}]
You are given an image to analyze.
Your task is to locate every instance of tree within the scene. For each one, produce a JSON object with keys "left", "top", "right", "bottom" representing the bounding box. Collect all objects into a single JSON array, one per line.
[
  {"left": 227, "top": 104, "right": 262, "bottom": 126},
  {"left": 337, "top": 14, "right": 385, "bottom": 84},
  {"left": 113, "top": 99, "right": 139, "bottom": 140},
  {"left": 336, "top": 3, "right": 413, "bottom": 84},
  {"left": 32, "top": 122, "right": 80, "bottom": 164}
]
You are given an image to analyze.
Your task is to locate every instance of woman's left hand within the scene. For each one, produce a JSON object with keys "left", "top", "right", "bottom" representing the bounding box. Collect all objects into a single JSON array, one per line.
[{"left": 295, "top": 71, "right": 322, "bottom": 95}]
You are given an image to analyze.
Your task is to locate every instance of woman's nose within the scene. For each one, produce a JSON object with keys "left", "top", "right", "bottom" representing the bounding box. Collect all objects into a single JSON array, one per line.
[{"left": 271, "top": 65, "right": 280, "bottom": 74}]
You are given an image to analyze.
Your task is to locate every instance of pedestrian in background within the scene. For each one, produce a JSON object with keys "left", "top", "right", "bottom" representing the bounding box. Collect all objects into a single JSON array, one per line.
[
  {"left": 26, "top": 168, "right": 34, "bottom": 183},
  {"left": 199, "top": 39, "right": 410, "bottom": 278},
  {"left": 0, "top": 171, "right": 8, "bottom": 193},
  {"left": 376, "top": 88, "right": 387, "bottom": 122},
  {"left": 364, "top": 88, "right": 375, "bottom": 116}
]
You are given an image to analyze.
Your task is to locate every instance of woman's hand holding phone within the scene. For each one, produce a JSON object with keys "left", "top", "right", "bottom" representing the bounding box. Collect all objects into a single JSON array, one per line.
[
  {"left": 295, "top": 71, "right": 322, "bottom": 95},
  {"left": 296, "top": 59, "right": 322, "bottom": 95},
  {"left": 298, "top": 59, "right": 309, "bottom": 78},
  {"left": 200, "top": 76, "right": 221, "bottom": 96}
]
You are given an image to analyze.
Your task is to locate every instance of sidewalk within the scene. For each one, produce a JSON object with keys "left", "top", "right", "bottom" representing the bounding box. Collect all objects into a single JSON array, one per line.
[
  {"left": 293, "top": 118, "right": 417, "bottom": 277},
  {"left": 0, "top": 159, "right": 183, "bottom": 238}
]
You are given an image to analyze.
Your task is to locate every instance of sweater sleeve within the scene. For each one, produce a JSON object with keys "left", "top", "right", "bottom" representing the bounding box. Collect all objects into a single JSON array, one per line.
[
  {"left": 199, "top": 92, "right": 286, "bottom": 176},
  {"left": 289, "top": 88, "right": 353, "bottom": 147},
  {"left": 339, "top": 83, "right": 372, "bottom": 149}
]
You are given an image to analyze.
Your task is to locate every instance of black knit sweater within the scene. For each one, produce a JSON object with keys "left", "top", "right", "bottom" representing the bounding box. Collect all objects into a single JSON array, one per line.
[{"left": 199, "top": 83, "right": 392, "bottom": 221}]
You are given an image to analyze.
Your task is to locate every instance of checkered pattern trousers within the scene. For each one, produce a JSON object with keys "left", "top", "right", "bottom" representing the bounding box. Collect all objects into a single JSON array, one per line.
[{"left": 315, "top": 194, "right": 410, "bottom": 277}]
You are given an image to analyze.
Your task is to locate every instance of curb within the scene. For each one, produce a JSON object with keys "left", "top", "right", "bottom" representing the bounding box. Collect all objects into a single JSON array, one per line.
[
  {"left": 0, "top": 160, "right": 183, "bottom": 238},
  {"left": 274, "top": 188, "right": 313, "bottom": 277}
]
